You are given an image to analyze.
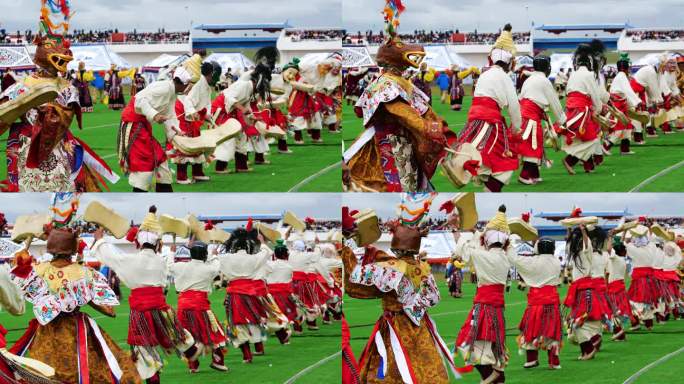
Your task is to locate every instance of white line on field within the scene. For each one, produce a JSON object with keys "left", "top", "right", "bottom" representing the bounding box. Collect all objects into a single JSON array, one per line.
[
  {"left": 101, "top": 153, "right": 117, "bottom": 159},
  {"left": 82, "top": 123, "right": 119, "bottom": 131},
  {"left": 288, "top": 161, "right": 340, "bottom": 192},
  {"left": 629, "top": 159, "right": 684, "bottom": 192},
  {"left": 621, "top": 345, "right": 684, "bottom": 384},
  {"left": 283, "top": 350, "right": 341, "bottom": 384},
  {"left": 430, "top": 300, "right": 525, "bottom": 318}
]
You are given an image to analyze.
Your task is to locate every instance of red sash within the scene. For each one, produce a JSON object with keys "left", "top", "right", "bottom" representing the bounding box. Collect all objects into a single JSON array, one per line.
[
  {"left": 474, "top": 284, "right": 505, "bottom": 307},
  {"left": 653, "top": 269, "right": 668, "bottom": 281},
  {"left": 520, "top": 98, "right": 545, "bottom": 121},
  {"left": 662, "top": 270, "right": 680, "bottom": 282},
  {"left": 178, "top": 290, "right": 211, "bottom": 311},
  {"left": 129, "top": 286, "right": 169, "bottom": 312},
  {"left": 608, "top": 280, "right": 626, "bottom": 294},
  {"left": 467, "top": 97, "right": 504, "bottom": 124},
  {"left": 563, "top": 276, "right": 600, "bottom": 307},
  {"left": 121, "top": 96, "right": 148, "bottom": 124},
  {"left": 226, "top": 278, "right": 268, "bottom": 296},
  {"left": 293, "top": 270, "right": 319, "bottom": 283},
  {"left": 593, "top": 277, "right": 608, "bottom": 293},
  {"left": 268, "top": 282, "right": 294, "bottom": 295},
  {"left": 631, "top": 267, "right": 654, "bottom": 279},
  {"left": 629, "top": 78, "right": 647, "bottom": 108},
  {"left": 566, "top": 92, "right": 593, "bottom": 109},
  {"left": 527, "top": 285, "right": 560, "bottom": 306}
]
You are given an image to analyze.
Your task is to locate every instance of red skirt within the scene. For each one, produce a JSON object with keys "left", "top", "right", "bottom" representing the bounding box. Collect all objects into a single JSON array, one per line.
[
  {"left": 177, "top": 290, "right": 226, "bottom": 347},
  {"left": 517, "top": 98, "right": 546, "bottom": 160},
  {"left": 628, "top": 268, "right": 658, "bottom": 305},
  {"left": 292, "top": 272, "right": 332, "bottom": 309},
  {"left": 563, "top": 277, "right": 606, "bottom": 322},
  {"left": 564, "top": 92, "right": 599, "bottom": 143},
  {"left": 128, "top": 287, "right": 186, "bottom": 348},
  {"left": 225, "top": 279, "right": 269, "bottom": 326},
  {"left": 458, "top": 97, "right": 518, "bottom": 173},
  {"left": 607, "top": 280, "right": 632, "bottom": 320},
  {"left": 518, "top": 286, "right": 562, "bottom": 346},
  {"left": 456, "top": 285, "right": 506, "bottom": 361},
  {"left": 609, "top": 94, "right": 632, "bottom": 131},
  {"left": 269, "top": 283, "right": 299, "bottom": 322}
]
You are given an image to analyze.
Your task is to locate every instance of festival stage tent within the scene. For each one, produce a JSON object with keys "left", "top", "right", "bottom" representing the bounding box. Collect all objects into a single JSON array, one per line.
[
  {"left": 550, "top": 53, "right": 574, "bottom": 80},
  {"left": 66, "top": 45, "right": 132, "bottom": 71},
  {"left": 204, "top": 52, "right": 255, "bottom": 77},
  {"left": 423, "top": 45, "right": 455, "bottom": 71},
  {"left": 341, "top": 46, "right": 375, "bottom": 68},
  {"left": 142, "top": 54, "right": 190, "bottom": 73},
  {"left": 0, "top": 46, "right": 36, "bottom": 71}
]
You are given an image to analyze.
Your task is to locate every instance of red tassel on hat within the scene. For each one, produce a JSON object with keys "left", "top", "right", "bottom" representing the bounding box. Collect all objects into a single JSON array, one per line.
[
  {"left": 305, "top": 217, "right": 316, "bottom": 225},
  {"left": 204, "top": 220, "right": 215, "bottom": 230},
  {"left": 439, "top": 200, "right": 455, "bottom": 214},
  {"left": 638, "top": 216, "right": 647, "bottom": 223},
  {"left": 77, "top": 240, "right": 87, "bottom": 256},
  {"left": 571, "top": 207, "right": 582, "bottom": 218},
  {"left": 342, "top": 207, "right": 357, "bottom": 232},
  {"left": 246, "top": 217, "right": 253, "bottom": 232},
  {"left": 125, "top": 226, "right": 139, "bottom": 243},
  {"left": 521, "top": 212, "right": 530, "bottom": 223}
]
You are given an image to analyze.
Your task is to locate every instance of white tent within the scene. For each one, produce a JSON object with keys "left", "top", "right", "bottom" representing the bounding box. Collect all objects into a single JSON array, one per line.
[
  {"left": 423, "top": 45, "right": 455, "bottom": 71},
  {"left": 204, "top": 53, "right": 255, "bottom": 77},
  {"left": 0, "top": 46, "right": 36, "bottom": 71},
  {"left": 143, "top": 54, "right": 189, "bottom": 73},
  {"left": 550, "top": 53, "right": 574, "bottom": 80},
  {"left": 67, "top": 45, "right": 132, "bottom": 71}
]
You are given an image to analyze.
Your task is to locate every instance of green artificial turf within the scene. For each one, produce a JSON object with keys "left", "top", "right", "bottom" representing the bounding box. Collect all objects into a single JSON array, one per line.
[
  {"left": 342, "top": 89, "right": 684, "bottom": 192},
  {"left": 345, "top": 277, "right": 684, "bottom": 384},
  {"left": 0, "top": 97, "right": 342, "bottom": 192},
  {"left": 0, "top": 286, "right": 341, "bottom": 384}
]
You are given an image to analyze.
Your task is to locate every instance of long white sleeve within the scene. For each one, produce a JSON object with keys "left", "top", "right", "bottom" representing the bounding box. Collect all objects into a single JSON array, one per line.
[{"left": 610, "top": 72, "right": 642, "bottom": 108}]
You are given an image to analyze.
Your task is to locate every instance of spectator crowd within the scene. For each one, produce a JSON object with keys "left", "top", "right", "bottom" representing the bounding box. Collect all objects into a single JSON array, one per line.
[
  {"left": 284, "top": 29, "right": 344, "bottom": 42},
  {"left": 626, "top": 29, "right": 684, "bottom": 42},
  {"left": 1, "top": 28, "right": 190, "bottom": 45},
  {"left": 344, "top": 29, "right": 530, "bottom": 45}
]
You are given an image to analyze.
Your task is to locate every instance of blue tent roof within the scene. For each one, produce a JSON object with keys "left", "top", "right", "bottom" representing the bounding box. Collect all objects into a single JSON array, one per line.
[
  {"left": 535, "top": 23, "right": 633, "bottom": 31},
  {"left": 194, "top": 22, "right": 291, "bottom": 31},
  {"left": 535, "top": 210, "right": 632, "bottom": 219},
  {"left": 196, "top": 214, "right": 282, "bottom": 222}
]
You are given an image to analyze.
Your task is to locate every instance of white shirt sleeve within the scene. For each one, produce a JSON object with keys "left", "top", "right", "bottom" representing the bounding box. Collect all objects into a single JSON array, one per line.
[
  {"left": 90, "top": 239, "right": 129, "bottom": 274},
  {"left": 504, "top": 76, "right": 522, "bottom": 130},
  {"left": 544, "top": 79, "right": 566, "bottom": 124},
  {"left": 135, "top": 93, "right": 160, "bottom": 123},
  {"left": 0, "top": 267, "right": 24, "bottom": 315}
]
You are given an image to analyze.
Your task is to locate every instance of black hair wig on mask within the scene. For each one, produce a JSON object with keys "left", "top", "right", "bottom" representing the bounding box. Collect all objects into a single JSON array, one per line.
[
  {"left": 222, "top": 228, "right": 261, "bottom": 255},
  {"left": 536, "top": 237, "right": 555, "bottom": 255},
  {"left": 190, "top": 241, "right": 209, "bottom": 262}
]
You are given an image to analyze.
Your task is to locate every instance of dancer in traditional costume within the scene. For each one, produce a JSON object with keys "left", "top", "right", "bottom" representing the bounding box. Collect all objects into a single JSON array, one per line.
[
  {"left": 319, "top": 242, "right": 344, "bottom": 323},
  {"left": 216, "top": 225, "right": 288, "bottom": 362},
  {"left": 289, "top": 240, "right": 332, "bottom": 331},
  {"left": 105, "top": 64, "right": 135, "bottom": 110},
  {"left": 91, "top": 208, "right": 199, "bottom": 383},
  {"left": 455, "top": 206, "right": 513, "bottom": 382},
  {"left": 625, "top": 224, "right": 658, "bottom": 331},
  {"left": 212, "top": 48, "right": 279, "bottom": 173},
  {"left": 265, "top": 239, "right": 298, "bottom": 342},
  {"left": 559, "top": 42, "right": 606, "bottom": 175},
  {"left": 341, "top": 203, "right": 459, "bottom": 384},
  {"left": 314, "top": 54, "right": 343, "bottom": 133},
  {"left": 167, "top": 241, "right": 228, "bottom": 373},
  {"left": 172, "top": 58, "right": 221, "bottom": 184},
  {"left": 1, "top": 255, "right": 61, "bottom": 384},
  {"left": 630, "top": 59, "right": 664, "bottom": 143},
  {"left": 288, "top": 59, "right": 322, "bottom": 144},
  {"left": 344, "top": 67, "right": 368, "bottom": 105},
  {"left": 0, "top": 1, "right": 118, "bottom": 192},
  {"left": 449, "top": 65, "right": 479, "bottom": 111},
  {"left": 605, "top": 53, "right": 642, "bottom": 155},
  {"left": 605, "top": 239, "right": 632, "bottom": 341},
  {"left": 73, "top": 61, "right": 94, "bottom": 112},
  {"left": 659, "top": 55, "right": 680, "bottom": 134},
  {"left": 563, "top": 224, "right": 610, "bottom": 360},
  {"left": 662, "top": 240, "right": 684, "bottom": 319},
  {"left": 512, "top": 237, "right": 563, "bottom": 370},
  {"left": 117, "top": 66, "right": 193, "bottom": 192},
  {"left": 343, "top": 3, "right": 452, "bottom": 193},
  {"left": 131, "top": 73, "right": 147, "bottom": 97},
  {"left": 447, "top": 255, "right": 465, "bottom": 298},
  {"left": 456, "top": 24, "right": 522, "bottom": 192},
  {"left": 517, "top": 55, "right": 565, "bottom": 185},
  {"left": 412, "top": 62, "right": 435, "bottom": 105},
  {"left": 10, "top": 226, "right": 141, "bottom": 383}
]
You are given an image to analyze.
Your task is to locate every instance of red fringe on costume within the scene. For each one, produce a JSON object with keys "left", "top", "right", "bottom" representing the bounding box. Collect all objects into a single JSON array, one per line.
[
  {"left": 177, "top": 290, "right": 226, "bottom": 347},
  {"left": 609, "top": 94, "right": 632, "bottom": 131},
  {"left": 268, "top": 283, "right": 300, "bottom": 322},
  {"left": 456, "top": 284, "right": 507, "bottom": 364},
  {"left": 518, "top": 286, "right": 562, "bottom": 349},
  {"left": 224, "top": 279, "right": 269, "bottom": 326},
  {"left": 607, "top": 280, "right": 633, "bottom": 322},
  {"left": 128, "top": 286, "right": 186, "bottom": 348},
  {"left": 292, "top": 272, "right": 332, "bottom": 310},
  {"left": 563, "top": 92, "right": 599, "bottom": 143},
  {"left": 628, "top": 267, "right": 658, "bottom": 306},
  {"left": 563, "top": 277, "right": 609, "bottom": 326}
]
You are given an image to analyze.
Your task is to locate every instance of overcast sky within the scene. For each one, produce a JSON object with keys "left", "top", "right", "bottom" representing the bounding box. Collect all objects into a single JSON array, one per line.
[
  {"left": 343, "top": 193, "right": 684, "bottom": 225},
  {"left": 0, "top": 0, "right": 342, "bottom": 32},
  {"left": 343, "top": 0, "right": 684, "bottom": 33},
  {"left": 0, "top": 193, "right": 341, "bottom": 223}
]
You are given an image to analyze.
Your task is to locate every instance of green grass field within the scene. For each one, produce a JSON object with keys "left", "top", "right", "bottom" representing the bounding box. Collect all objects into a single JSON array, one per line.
[
  {"left": 345, "top": 277, "right": 684, "bottom": 384},
  {"left": 0, "top": 98, "right": 342, "bottom": 192},
  {"left": 342, "top": 89, "right": 684, "bottom": 192},
  {"left": 0, "top": 286, "right": 341, "bottom": 384}
]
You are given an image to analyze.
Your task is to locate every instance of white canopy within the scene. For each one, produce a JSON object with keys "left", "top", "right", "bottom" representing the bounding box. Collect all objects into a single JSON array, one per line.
[
  {"left": 204, "top": 53, "right": 255, "bottom": 77},
  {"left": 67, "top": 45, "right": 132, "bottom": 71},
  {"left": 143, "top": 54, "right": 190, "bottom": 72},
  {"left": 0, "top": 46, "right": 36, "bottom": 70},
  {"left": 341, "top": 46, "right": 375, "bottom": 68},
  {"left": 423, "top": 45, "right": 455, "bottom": 71}
]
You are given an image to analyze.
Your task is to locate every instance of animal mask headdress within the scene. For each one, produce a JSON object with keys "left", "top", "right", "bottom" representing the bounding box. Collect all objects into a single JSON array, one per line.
[
  {"left": 34, "top": 0, "right": 74, "bottom": 75},
  {"left": 376, "top": 0, "right": 425, "bottom": 72}
]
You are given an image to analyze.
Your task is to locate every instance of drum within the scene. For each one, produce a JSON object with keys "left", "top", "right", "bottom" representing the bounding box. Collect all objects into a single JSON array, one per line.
[{"left": 83, "top": 201, "right": 130, "bottom": 239}]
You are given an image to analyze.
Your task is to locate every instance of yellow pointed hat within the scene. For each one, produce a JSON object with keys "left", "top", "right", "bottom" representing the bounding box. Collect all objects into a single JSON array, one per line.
[
  {"left": 183, "top": 54, "right": 203, "bottom": 83},
  {"left": 485, "top": 205, "right": 510, "bottom": 234},
  {"left": 139, "top": 211, "right": 162, "bottom": 234},
  {"left": 492, "top": 23, "right": 517, "bottom": 56}
]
